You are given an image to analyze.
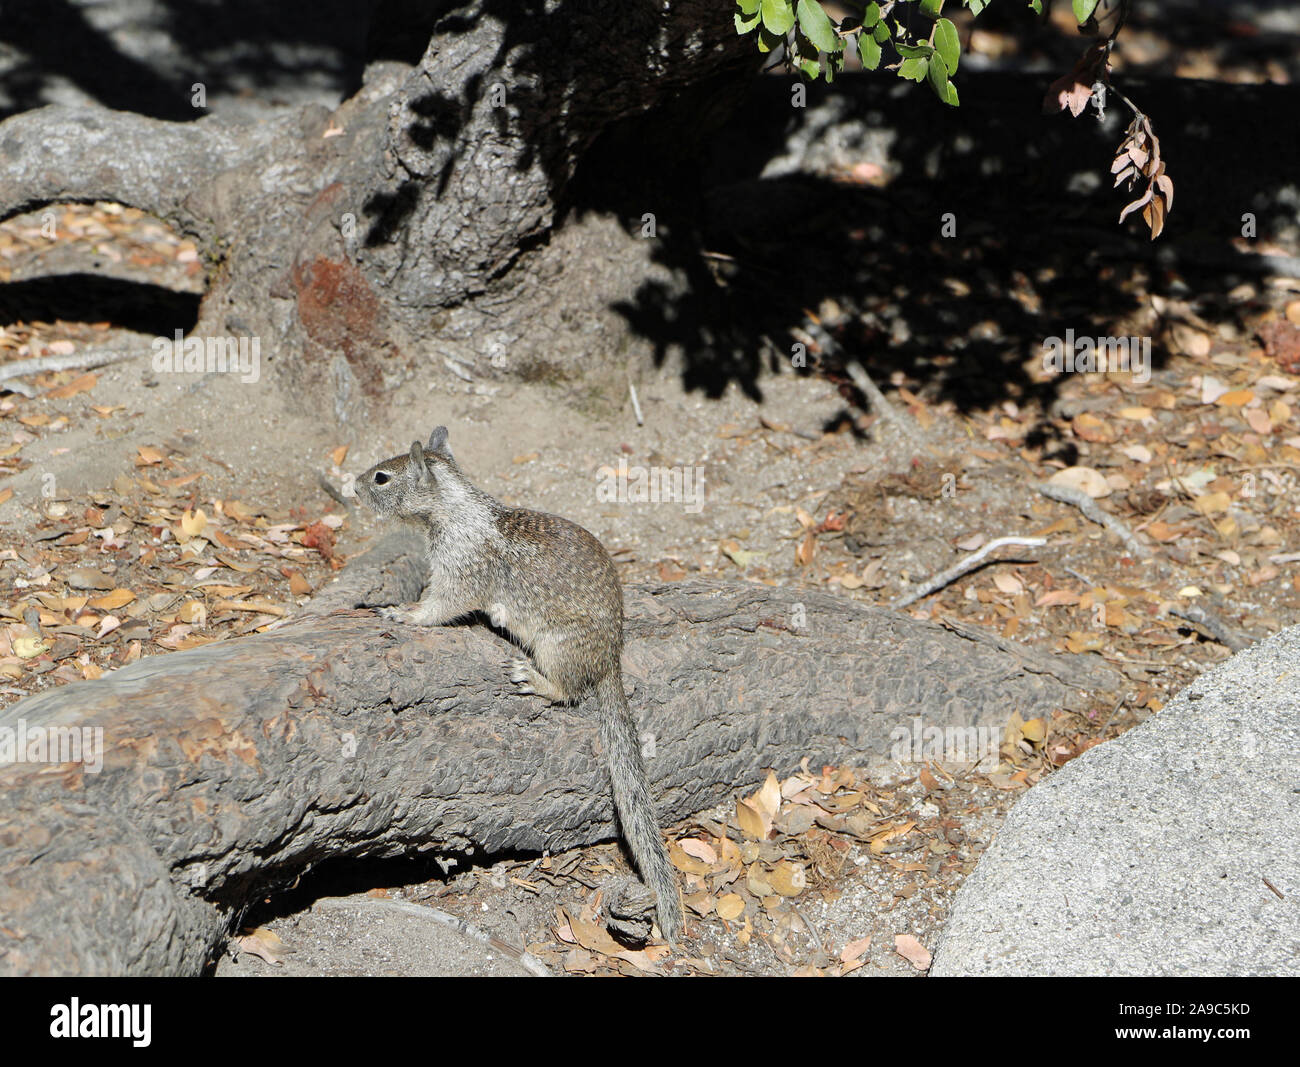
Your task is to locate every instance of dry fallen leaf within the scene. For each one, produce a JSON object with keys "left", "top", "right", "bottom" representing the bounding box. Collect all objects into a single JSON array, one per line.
[
  {"left": 1047, "top": 466, "right": 1111, "bottom": 499},
  {"left": 234, "top": 927, "right": 288, "bottom": 966},
  {"left": 669, "top": 839, "right": 713, "bottom": 876},
  {"left": 1021, "top": 717, "right": 1047, "bottom": 743},
  {"left": 992, "top": 572, "right": 1024, "bottom": 595},
  {"left": 1071, "top": 412, "right": 1114, "bottom": 443},
  {"left": 716, "top": 894, "right": 746, "bottom": 921},
  {"left": 679, "top": 837, "right": 718, "bottom": 865},
  {"left": 88, "top": 589, "right": 135, "bottom": 611},
  {"left": 224, "top": 500, "right": 258, "bottom": 523},
  {"left": 1117, "top": 406, "right": 1153, "bottom": 421},
  {"left": 752, "top": 771, "right": 782, "bottom": 819},
  {"left": 286, "top": 569, "right": 312, "bottom": 596},
  {"left": 65, "top": 568, "right": 115, "bottom": 591},
  {"left": 13, "top": 636, "right": 49, "bottom": 659},
  {"left": 894, "top": 933, "right": 932, "bottom": 970},
  {"left": 840, "top": 935, "right": 872, "bottom": 963},
  {"left": 656, "top": 560, "right": 687, "bottom": 582},
  {"left": 1191, "top": 491, "right": 1230, "bottom": 516},
  {"left": 869, "top": 820, "right": 916, "bottom": 854},
  {"left": 769, "top": 861, "right": 808, "bottom": 897},
  {"left": 735, "top": 797, "right": 772, "bottom": 841},
  {"left": 44, "top": 372, "right": 97, "bottom": 399},
  {"left": 795, "top": 529, "right": 816, "bottom": 567},
  {"left": 721, "top": 540, "right": 765, "bottom": 569},
  {"left": 1245, "top": 407, "right": 1273, "bottom": 435}
]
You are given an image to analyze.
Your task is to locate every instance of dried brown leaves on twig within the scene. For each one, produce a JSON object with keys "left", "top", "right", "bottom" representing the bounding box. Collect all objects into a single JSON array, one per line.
[{"left": 1113, "top": 112, "right": 1174, "bottom": 240}]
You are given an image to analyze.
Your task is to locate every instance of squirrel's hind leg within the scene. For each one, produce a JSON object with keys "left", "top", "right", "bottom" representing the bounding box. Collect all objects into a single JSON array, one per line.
[{"left": 509, "top": 658, "right": 572, "bottom": 704}]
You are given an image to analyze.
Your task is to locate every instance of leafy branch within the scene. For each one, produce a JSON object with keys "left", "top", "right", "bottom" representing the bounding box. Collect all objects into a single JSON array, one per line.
[
  {"left": 734, "top": 0, "right": 1008, "bottom": 107},
  {"left": 737, "top": 0, "right": 1174, "bottom": 237}
]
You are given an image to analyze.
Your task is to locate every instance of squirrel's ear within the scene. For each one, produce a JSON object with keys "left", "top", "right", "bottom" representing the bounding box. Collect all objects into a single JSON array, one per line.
[
  {"left": 427, "top": 425, "right": 453, "bottom": 461},
  {"left": 408, "top": 440, "right": 429, "bottom": 480}
]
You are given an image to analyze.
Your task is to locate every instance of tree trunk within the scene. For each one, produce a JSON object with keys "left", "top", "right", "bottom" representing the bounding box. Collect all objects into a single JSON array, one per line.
[{"left": 0, "top": 531, "right": 1119, "bottom": 975}]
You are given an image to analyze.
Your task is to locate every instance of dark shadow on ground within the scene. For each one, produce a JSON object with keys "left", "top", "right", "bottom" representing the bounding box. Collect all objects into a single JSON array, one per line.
[
  {"left": 0, "top": 0, "right": 375, "bottom": 120},
  {"left": 570, "top": 70, "right": 1299, "bottom": 453},
  {"left": 0, "top": 274, "right": 200, "bottom": 336}
]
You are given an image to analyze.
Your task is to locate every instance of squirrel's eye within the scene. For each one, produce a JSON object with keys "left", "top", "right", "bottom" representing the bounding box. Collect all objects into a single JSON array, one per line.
[{"left": 373, "top": 471, "right": 390, "bottom": 485}]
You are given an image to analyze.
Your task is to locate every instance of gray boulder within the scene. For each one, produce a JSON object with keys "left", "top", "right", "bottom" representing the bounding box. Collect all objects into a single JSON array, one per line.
[{"left": 932, "top": 626, "right": 1300, "bottom": 976}]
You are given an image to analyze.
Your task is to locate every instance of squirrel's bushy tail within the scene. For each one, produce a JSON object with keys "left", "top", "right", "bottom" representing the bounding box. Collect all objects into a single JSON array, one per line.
[{"left": 595, "top": 671, "right": 683, "bottom": 943}]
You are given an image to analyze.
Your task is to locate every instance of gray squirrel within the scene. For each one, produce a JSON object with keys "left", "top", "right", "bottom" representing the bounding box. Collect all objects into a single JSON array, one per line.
[{"left": 355, "top": 426, "right": 684, "bottom": 943}]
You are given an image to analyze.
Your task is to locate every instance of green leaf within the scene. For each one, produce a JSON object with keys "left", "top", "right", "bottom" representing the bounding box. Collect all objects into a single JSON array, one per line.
[
  {"left": 798, "top": 56, "right": 822, "bottom": 78},
  {"left": 895, "top": 42, "right": 934, "bottom": 59},
  {"left": 872, "top": 20, "right": 891, "bottom": 43},
  {"left": 927, "top": 49, "right": 949, "bottom": 96},
  {"left": 1072, "top": 0, "right": 1099, "bottom": 23},
  {"left": 736, "top": 0, "right": 761, "bottom": 12},
  {"left": 761, "top": 0, "right": 796, "bottom": 35},
  {"left": 735, "top": 10, "right": 761, "bottom": 34},
  {"left": 899, "top": 56, "right": 928, "bottom": 82},
  {"left": 756, "top": 25, "right": 785, "bottom": 52},
  {"left": 920, "top": 0, "right": 944, "bottom": 17},
  {"left": 1028, "top": 0, "right": 1043, "bottom": 13},
  {"left": 934, "top": 17, "right": 959, "bottom": 73},
  {"left": 942, "top": 79, "right": 959, "bottom": 106},
  {"left": 863, "top": 2, "right": 882, "bottom": 27},
  {"left": 966, "top": 0, "right": 986, "bottom": 15},
  {"left": 796, "top": 0, "right": 841, "bottom": 53},
  {"left": 860, "top": 34, "right": 882, "bottom": 69}
]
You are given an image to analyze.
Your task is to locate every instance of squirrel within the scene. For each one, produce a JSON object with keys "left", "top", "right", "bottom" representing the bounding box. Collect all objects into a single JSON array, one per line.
[{"left": 355, "top": 426, "right": 684, "bottom": 944}]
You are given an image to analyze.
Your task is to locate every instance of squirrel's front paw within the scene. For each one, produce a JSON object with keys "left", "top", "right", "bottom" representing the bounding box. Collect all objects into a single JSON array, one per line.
[{"left": 378, "top": 605, "right": 423, "bottom": 626}]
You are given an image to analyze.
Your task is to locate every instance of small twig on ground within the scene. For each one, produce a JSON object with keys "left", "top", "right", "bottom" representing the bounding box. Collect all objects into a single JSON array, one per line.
[
  {"left": 204, "top": 453, "right": 236, "bottom": 474},
  {"left": 1167, "top": 604, "right": 1252, "bottom": 652},
  {"left": 1035, "top": 482, "right": 1153, "bottom": 560},
  {"left": 797, "top": 317, "right": 926, "bottom": 452},
  {"left": 0, "top": 346, "right": 143, "bottom": 397},
  {"left": 1063, "top": 566, "right": 1094, "bottom": 587},
  {"left": 791, "top": 905, "right": 834, "bottom": 969},
  {"left": 628, "top": 380, "right": 644, "bottom": 426},
  {"left": 759, "top": 415, "right": 819, "bottom": 441},
  {"left": 893, "top": 536, "right": 1047, "bottom": 609},
  {"left": 844, "top": 360, "right": 927, "bottom": 451}
]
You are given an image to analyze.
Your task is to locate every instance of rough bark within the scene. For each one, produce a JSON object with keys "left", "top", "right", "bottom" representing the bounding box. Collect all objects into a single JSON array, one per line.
[
  {"left": 0, "top": 538, "right": 1119, "bottom": 976},
  {"left": 362, "top": 0, "right": 758, "bottom": 310}
]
